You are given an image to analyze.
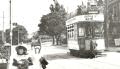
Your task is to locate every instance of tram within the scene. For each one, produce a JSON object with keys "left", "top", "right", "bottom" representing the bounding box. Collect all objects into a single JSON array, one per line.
[{"left": 66, "top": 14, "right": 105, "bottom": 58}]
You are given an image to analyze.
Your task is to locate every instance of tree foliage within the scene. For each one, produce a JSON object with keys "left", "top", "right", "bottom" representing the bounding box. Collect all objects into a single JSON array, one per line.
[
  {"left": 32, "top": 31, "right": 40, "bottom": 40},
  {"left": 38, "top": 0, "right": 67, "bottom": 45},
  {"left": 77, "top": 2, "right": 87, "bottom": 15},
  {"left": 39, "top": 12, "right": 66, "bottom": 36},
  {"left": 5, "top": 24, "right": 28, "bottom": 45}
]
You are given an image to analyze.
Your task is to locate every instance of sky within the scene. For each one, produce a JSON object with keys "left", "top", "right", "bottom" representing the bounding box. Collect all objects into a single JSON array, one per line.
[{"left": 0, "top": 0, "right": 88, "bottom": 37}]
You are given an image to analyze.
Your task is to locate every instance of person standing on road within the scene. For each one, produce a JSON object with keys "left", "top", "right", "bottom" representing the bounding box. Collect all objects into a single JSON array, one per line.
[
  {"left": 34, "top": 36, "right": 41, "bottom": 54},
  {"left": 89, "top": 40, "right": 97, "bottom": 58}
]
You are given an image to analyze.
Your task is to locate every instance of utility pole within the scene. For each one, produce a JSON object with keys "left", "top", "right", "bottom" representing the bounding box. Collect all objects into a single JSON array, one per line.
[
  {"left": 2, "top": 11, "right": 5, "bottom": 44},
  {"left": 9, "top": 0, "right": 12, "bottom": 55},
  {"left": 18, "top": 27, "right": 19, "bottom": 45},
  {"left": 17, "top": 24, "right": 19, "bottom": 45},
  {"left": 104, "top": 0, "right": 109, "bottom": 49}
]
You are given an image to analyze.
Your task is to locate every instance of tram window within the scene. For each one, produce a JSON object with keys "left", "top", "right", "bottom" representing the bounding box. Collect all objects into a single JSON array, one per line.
[
  {"left": 67, "top": 25, "right": 71, "bottom": 29},
  {"left": 79, "top": 28, "right": 85, "bottom": 36},
  {"left": 72, "top": 32, "right": 74, "bottom": 38},
  {"left": 68, "top": 30, "right": 69, "bottom": 32},
  {"left": 67, "top": 27, "right": 68, "bottom": 29},
  {"left": 67, "top": 30, "right": 69, "bottom": 39},
  {"left": 71, "top": 33, "right": 73, "bottom": 38},
  {"left": 69, "top": 33, "right": 71, "bottom": 38},
  {"left": 67, "top": 28, "right": 75, "bottom": 39},
  {"left": 94, "top": 23, "right": 104, "bottom": 38},
  {"left": 66, "top": 27, "right": 68, "bottom": 29},
  {"left": 72, "top": 29, "right": 74, "bottom": 31},
  {"left": 69, "top": 24, "right": 74, "bottom": 29},
  {"left": 67, "top": 31, "right": 69, "bottom": 38},
  {"left": 68, "top": 33, "right": 69, "bottom": 38},
  {"left": 67, "top": 27, "right": 69, "bottom": 29},
  {"left": 72, "top": 25, "right": 74, "bottom": 28},
  {"left": 70, "top": 31, "right": 72, "bottom": 38},
  {"left": 67, "top": 31, "right": 71, "bottom": 39}
]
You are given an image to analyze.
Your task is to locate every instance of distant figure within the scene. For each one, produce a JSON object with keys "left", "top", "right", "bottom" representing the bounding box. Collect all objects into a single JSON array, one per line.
[
  {"left": 31, "top": 36, "right": 41, "bottom": 54},
  {"left": 34, "top": 37, "right": 41, "bottom": 54},
  {"left": 90, "top": 40, "right": 97, "bottom": 51},
  {"left": 89, "top": 40, "right": 97, "bottom": 58}
]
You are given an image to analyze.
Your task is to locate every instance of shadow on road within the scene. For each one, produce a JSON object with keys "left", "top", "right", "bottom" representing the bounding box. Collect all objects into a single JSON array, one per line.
[
  {"left": 44, "top": 52, "right": 107, "bottom": 60},
  {"left": 96, "top": 53, "right": 107, "bottom": 57},
  {"left": 44, "top": 53, "right": 78, "bottom": 60}
]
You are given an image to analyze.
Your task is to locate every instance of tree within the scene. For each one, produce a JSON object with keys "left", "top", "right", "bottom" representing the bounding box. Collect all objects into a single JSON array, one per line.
[
  {"left": 39, "top": 12, "right": 66, "bottom": 45},
  {"left": 5, "top": 29, "right": 10, "bottom": 44},
  {"left": 0, "top": 31, "right": 4, "bottom": 44},
  {"left": 32, "top": 31, "right": 40, "bottom": 40},
  {"left": 50, "top": 0, "right": 66, "bottom": 19},
  {"left": 5, "top": 24, "right": 28, "bottom": 45},
  {"left": 77, "top": 6, "right": 82, "bottom": 15},
  {"left": 77, "top": 2, "right": 87, "bottom": 15},
  {"left": 38, "top": 0, "right": 67, "bottom": 45}
]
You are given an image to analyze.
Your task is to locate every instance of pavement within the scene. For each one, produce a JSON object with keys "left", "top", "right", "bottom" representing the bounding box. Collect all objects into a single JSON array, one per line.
[{"left": 1, "top": 42, "right": 120, "bottom": 69}]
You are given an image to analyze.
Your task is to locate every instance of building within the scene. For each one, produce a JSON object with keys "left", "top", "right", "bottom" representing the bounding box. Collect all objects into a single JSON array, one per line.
[{"left": 105, "top": 0, "right": 120, "bottom": 50}]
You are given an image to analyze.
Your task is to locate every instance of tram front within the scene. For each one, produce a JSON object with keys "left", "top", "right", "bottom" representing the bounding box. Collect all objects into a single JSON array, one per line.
[{"left": 66, "top": 14, "right": 105, "bottom": 57}]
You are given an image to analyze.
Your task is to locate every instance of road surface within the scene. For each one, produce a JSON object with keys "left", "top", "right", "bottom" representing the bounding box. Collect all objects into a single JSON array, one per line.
[{"left": 6, "top": 42, "right": 120, "bottom": 69}]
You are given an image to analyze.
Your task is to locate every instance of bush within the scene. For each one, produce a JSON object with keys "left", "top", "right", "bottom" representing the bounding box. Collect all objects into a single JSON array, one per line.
[{"left": 0, "top": 63, "right": 7, "bottom": 69}]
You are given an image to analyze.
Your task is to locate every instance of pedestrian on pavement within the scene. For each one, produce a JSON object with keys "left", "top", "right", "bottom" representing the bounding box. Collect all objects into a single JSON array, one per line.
[{"left": 8, "top": 45, "right": 33, "bottom": 69}]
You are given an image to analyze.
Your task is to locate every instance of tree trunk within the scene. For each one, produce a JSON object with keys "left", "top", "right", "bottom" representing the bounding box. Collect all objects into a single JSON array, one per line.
[
  {"left": 52, "top": 36, "right": 55, "bottom": 45},
  {"left": 56, "top": 38, "right": 59, "bottom": 45},
  {"left": 59, "top": 35, "right": 62, "bottom": 45},
  {"left": 55, "top": 35, "right": 59, "bottom": 45},
  {"left": 59, "top": 37, "right": 62, "bottom": 45},
  {"left": 56, "top": 35, "right": 61, "bottom": 45}
]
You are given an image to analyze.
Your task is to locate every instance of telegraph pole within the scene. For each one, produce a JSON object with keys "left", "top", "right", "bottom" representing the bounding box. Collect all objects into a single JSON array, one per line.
[
  {"left": 2, "top": 11, "right": 5, "bottom": 44},
  {"left": 9, "top": 0, "right": 12, "bottom": 55},
  {"left": 18, "top": 27, "right": 19, "bottom": 45},
  {"left": 104, "top": 0, "right": 109, "bottom": 49}
]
